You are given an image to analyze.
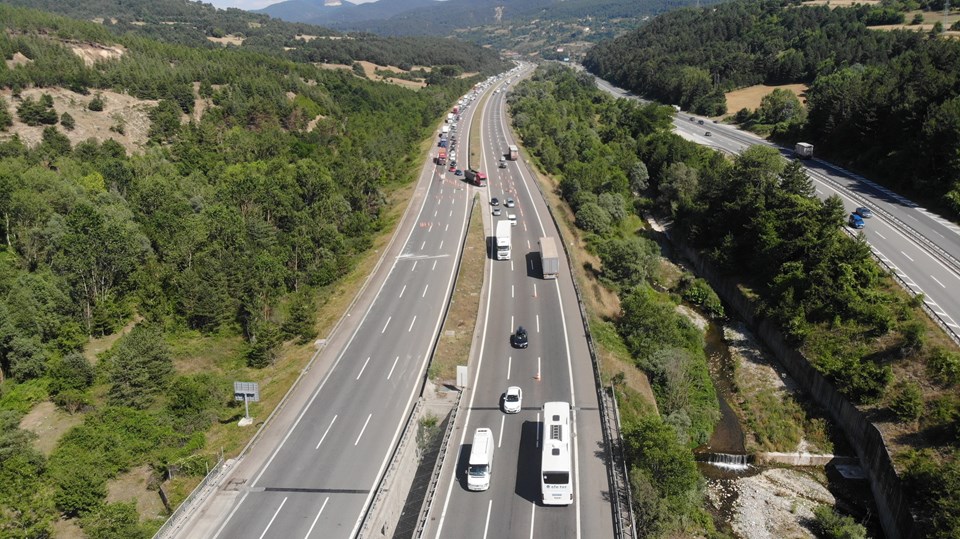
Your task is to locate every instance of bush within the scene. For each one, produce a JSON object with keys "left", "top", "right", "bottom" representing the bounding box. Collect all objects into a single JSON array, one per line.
[
  {"left": 678, "top": 276, "right": 724, "bottom": 319},
  {"left": 927, "top": 347, "right": 960, "bottom": 386},
  {"left": 890, "top": 380, "right": 924, "bottom": 423},
  {"left": 88, "top": 94, "right": 105, "bottom": 111},
  {"left": 16, "top": 95, "right": 58, "bottom": 126},
  {"left": 575, "top": 202, "right": 612, "bottom": 235},
  {"left": 81, "top": 502, "right": 151, "bottom": 539},
  {"left": 60, "top": 112, "right": 75, "bottom": 131},
  {"left": 813, "top": 505, "right": 867, "bottom": 539}
]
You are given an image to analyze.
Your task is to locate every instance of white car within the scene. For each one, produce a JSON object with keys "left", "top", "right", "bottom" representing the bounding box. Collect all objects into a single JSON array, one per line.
[
  {"left": 503, "top": 386, "right": 522, "bottom": 414},
  {"left": 504, "top": 197, "right": 515, "bottom": 208},
  {"left": 492, "top": 208, "right": 502, "bottom": 216},
  {"left": 507, "top": 213, "right": 517, "bottom": 225}
]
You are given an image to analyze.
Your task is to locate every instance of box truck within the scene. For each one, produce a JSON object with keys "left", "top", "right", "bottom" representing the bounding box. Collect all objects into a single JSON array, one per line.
[
  {"left": 495, "top": 220, "right": 512, "bottom": 261},
  {"left": 539, "top": 237, "right": 559, "bottom": 279},
  {"left": 795, "top": 142, "right": 814, "bottom": 159}
]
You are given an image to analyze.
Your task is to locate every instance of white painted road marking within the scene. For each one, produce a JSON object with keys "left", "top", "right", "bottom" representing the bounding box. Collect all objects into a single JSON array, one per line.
[
  {"left": 315, "top": 415, "right": 337, "bottom": 449},
  {"left": 387, "top": 355, "right": 400, "bottom": 380},
  {"left": 354, "top": 414, "right": 372, "bottom": 446},
  {"left": 258, "top": 497, "right": 288, "bottom": 539},
  {"left": 356, "top": 357, "right": 370, "bottom": 380}
]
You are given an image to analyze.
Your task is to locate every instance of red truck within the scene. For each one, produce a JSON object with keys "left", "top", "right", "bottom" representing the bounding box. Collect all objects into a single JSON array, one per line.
[
  {"left": 464, "top": 168, "right": 486, "bottom": 186},
  {"left": 437, "top": 148, "right": 447, "bottom": 166},
  {"left": 453, "top": 106, "right": 460, "bottom": 114}
]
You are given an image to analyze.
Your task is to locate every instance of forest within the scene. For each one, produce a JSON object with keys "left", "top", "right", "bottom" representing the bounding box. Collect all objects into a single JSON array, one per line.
[
  {"left": 508, "top": 64, "right": 960, "bottom": 538},
  {"left": 0, "top": 0, "right": 509, "bottom": 73},
  {"left": 0, "top": 4, "right": 489, "bottom": 537},
  {"left": 583, "top": 0, "right": 960, "bottom": 217}
]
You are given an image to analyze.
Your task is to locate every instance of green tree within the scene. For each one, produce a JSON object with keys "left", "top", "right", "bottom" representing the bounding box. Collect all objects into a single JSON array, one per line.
[
  {"left": 890, "top": 380, "right": 924, "bottom": 423},
  {"left": 813, "top": 505, "right": 867, "bottom": 539},
  {"left": 88, "top": 94, "right": 105, "bottom": 112},
  {"left": 757, "top": 88, "right": 805, "bottom": 125},
  {"left": 247, "top": 320, "right": 281, "bottom": 368},
  {"left": 575, "top": 202, "right": 611, "bottom": 235},
  {"left": 282, "top": 289, "right": 318, "bottom": 344},
  {"left": 148, "top": 99, "right": 182, "bottom": 143},
  {"left": 599, "top": 236, "right": 659, "bottom": 287},
  {"left": 60, "top": 112, "right": 75, "bottom": 130},
  {"left": 106, "top": 325, "right": 174, "bottom": 409},
  {"left": 167, "top": 373, "right": 227, "bottom": 433},
  {"left": 0, "top": 97, "right": 12, "bottom": 130}
]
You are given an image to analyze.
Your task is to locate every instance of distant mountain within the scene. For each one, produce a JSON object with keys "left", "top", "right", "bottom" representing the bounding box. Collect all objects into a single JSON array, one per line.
[{"left": 257, "top": 0, "right": 438, "bottom": 26}]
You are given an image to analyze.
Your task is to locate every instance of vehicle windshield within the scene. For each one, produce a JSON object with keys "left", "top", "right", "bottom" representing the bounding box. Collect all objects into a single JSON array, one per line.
[
  {"left": 468, "top": 464, "right": 489, "bottom": 477},
  {"left": 506, "top": 394, "right": 519, "bottom": 402},
  {"left": 543, "top": 472, "right": 569, "bottom": 484}
]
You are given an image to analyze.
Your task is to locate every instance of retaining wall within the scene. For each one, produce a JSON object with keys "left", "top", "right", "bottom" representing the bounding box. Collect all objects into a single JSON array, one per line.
[{"left": 678, "top": 242, "right": 917, "bottom": 539}]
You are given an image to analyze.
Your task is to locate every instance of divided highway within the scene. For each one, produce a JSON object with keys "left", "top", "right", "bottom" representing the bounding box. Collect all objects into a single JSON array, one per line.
[
  {"left": 424, "top": 72, "right": 616, "bottom": 538},
  {"left": 178, "top": 72, "right": 495, "bottom": 539},
  {"left": 594, "top": 76, "right": 960, "bottom": 343}
]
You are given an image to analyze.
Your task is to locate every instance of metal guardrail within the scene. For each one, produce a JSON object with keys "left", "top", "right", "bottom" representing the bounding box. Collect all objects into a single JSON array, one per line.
[
  {"left": 153, "top": 454, "right": 225, "bottom": 539},
  {"left": 413, "top": 391, "right": 463, "bottom": 538}
]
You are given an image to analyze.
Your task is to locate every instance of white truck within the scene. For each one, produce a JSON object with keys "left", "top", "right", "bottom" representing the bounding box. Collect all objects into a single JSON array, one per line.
[
  {"left": 441, "top": 125, "right": 450, "bottom": 135},
  {"left": 794, "top": 142, "right": 814, "bottom": 159},
  {"left": 508, "top": 144, "right": 519, "bottom": 161},
  {"left": 467, "top": 428, "right": 494, "bottom": 491},
  {"left": 495, "top": 220, "right": 512, "bottom": 261},
  {"left": 539, "top": 237, "right": 559, "bottom": 279}
]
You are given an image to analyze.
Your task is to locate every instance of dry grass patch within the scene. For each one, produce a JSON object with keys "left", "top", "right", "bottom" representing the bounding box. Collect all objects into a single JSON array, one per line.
[
  {"left": 18, "top": 401, "right": 84, "bottom": 456},
  {"left": 50, "top": 517, "right": 84, "bottom": 539},
  {"left": 107, "top": 464, "right": 166, "bottom": 520},
  {"left": 801, "top": 0, "right": 879, "bottom": 6},
  {"left": 0, "top": 87, "right": 157, "bottom": 153},
  {"left": 429, "top": 195, "right": 485, "bottom": 383},
  {"left": 5, "top": 51, "right": 31, "bottom": 69},
  {"left": 207, "top": 35, "right": 245, "bottom": 47},
  {"left": 69, "top": 42, "right": 124, "bottom": 67},
  {"left": 725, "top": 83, "right": 808, "bottom": 115}
]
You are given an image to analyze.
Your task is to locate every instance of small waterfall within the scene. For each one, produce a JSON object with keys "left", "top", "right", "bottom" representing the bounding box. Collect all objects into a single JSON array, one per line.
[{"left": 696, "top": 452, "right": 755, "bottom": 471}]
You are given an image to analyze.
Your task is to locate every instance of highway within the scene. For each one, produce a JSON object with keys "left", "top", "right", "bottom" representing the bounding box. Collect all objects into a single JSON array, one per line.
[
  {"left": 424, "top": 69, "right": 615, "bottom": 538},
  {"left": 184, "top": 70, "right": 495, "bottom": 539},
  {"left": 594, "top": 76, "right": 960, "bottom": 343}
]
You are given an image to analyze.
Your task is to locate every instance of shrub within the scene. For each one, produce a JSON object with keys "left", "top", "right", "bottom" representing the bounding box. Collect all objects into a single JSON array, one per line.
[
  {"left": 16, "top": 95, "right": 58, "bottom": 126},
  {"left": 60, "top": 112, "right": 75, "bottom": 130},
  {"left": 813, "top": 505, "right": 867, "bottom": 539},
  {"left": 88, "top": 94, "right": 105, "bottom": 111},
  {"left": 890, "top": 380, "right": 924, "bottom": 423},
  {"left": 927, "top": 347, "right": 960, "bottom": 386}
]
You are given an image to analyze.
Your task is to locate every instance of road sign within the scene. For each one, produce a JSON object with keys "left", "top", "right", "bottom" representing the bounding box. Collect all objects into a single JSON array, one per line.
[{"left": 234, "top": 381, "right": 260, "bottom": 426}]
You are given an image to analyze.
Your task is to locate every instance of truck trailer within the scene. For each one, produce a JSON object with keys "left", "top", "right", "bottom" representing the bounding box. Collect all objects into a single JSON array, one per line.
[
  {"left": 508, "top": 145, "right": 519, "bottom": 161},
  {"left": 539, "top": 237, "right": 559, "bottom": 279},
  {"left": 495, "top": 220, "right": 512, "bottom": 261},
  {"left": 794, "top": 142, "right": 814, "bottom": 159},
  {"left": 465, "top": 168, "right": 487, "bottom": 187},
  {"left": 436, "top": 148, "right": 447, "bottom": 166}
]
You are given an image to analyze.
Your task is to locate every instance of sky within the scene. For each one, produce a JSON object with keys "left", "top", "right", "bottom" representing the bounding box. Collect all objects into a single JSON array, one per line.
[{"left": 206, "top": 0, "right": 376, "bottom": 9}]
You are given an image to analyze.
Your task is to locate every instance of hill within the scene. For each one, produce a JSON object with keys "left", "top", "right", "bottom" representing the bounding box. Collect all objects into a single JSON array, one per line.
[
  {"left": 0, "top": 3, "right": 490, "bottom": 537},
  {"left": 258, "top": 0, "right": 436, "bottom": 27},
  {"left": 0, "top": 0, "right": 508, "bottom": 73},
  {"left": 584, "top": 0, "right": 960, "bottom": 219}
]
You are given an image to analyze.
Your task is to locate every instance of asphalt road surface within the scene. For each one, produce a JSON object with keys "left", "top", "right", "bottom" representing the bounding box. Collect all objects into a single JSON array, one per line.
[{"left": 424, "top": 69, "right": 616, "bottom": 539}]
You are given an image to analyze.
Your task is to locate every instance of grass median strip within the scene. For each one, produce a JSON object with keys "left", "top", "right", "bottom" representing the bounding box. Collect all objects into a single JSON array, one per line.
[{"left": 429, "top": 194, "right": 485, "bottom": 383}]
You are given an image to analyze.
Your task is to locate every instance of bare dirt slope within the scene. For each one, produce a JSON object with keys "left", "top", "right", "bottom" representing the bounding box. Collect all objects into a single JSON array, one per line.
[
  {"left": 0, "top": 87, "right": 157, "bottom": 153},
  {"left": 725, "top": 83, "right": 808, "bottom": 114}
]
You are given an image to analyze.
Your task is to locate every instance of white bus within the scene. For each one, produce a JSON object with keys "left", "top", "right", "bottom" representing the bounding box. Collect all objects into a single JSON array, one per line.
[{"left": 541, "top": 402, "right": 573, "bottom": 505}]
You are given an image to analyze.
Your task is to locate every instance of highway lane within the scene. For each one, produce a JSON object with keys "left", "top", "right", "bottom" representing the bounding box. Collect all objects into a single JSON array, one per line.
[
  {"left": 426, "top": 68, "right": 614, "bottom": 539},
  {"left": 202, "top": 78, "right": 494, "bottom": 539},
  {"left": 594, "top": 75, "right": 960, "bottom": 340}
]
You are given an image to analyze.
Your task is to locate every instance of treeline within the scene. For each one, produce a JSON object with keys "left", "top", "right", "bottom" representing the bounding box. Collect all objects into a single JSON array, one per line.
[
  {"left": 0, "top": 5, "right": 481, "bottom": 536},
  {"left": 510, "top": 65, "right": 720, "bottom": 536},
  {"left": 584, "top": 0, "right": 960, "bottom": 217},
  {"left": 509, "top": 64, "right": 960, "bottom": 537},
  {"left": 0, "top": 0, "right": 509, "bottom": 75}
]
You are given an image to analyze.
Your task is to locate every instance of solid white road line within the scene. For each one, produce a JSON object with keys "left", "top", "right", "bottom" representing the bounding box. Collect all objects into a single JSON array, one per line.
[
  {"left": 315, "top": 415, "right": 337, "bottom": 449},
  {"left": 381, "top": 317, "right": 391, "bottom": 334},
  {"left": 356, "top": 357, "right": 370, "bottom": 380},
  {"left": 507, "top": 356, "right": 512, "bottom": 380},
  {"left": 354, "top": 414, "right": 372, "bottom": 446},
  {"left": 387, "top": 355, "right": 400, "bottom": 380},
  {"left": 258, "top": 497, "right": 288, "bottom": 539},
  {"left": 303, "top": 497, "right": 330, "bottom": 539}
]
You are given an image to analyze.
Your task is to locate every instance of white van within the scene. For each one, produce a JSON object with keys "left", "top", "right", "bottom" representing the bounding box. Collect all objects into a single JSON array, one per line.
[{"left": 467, "top": 428, "right": 494, "bottom": 491}]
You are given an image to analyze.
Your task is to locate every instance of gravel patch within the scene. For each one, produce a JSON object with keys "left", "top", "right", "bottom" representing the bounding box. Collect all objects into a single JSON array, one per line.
[{"left": 710, "top": 468, "right": 834, "bottom": 539}]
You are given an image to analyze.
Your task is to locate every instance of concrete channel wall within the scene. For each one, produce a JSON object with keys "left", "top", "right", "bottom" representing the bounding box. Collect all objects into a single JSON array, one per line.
[{"left": 677, "top": 242, "right": 917, "bottom": 539}]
